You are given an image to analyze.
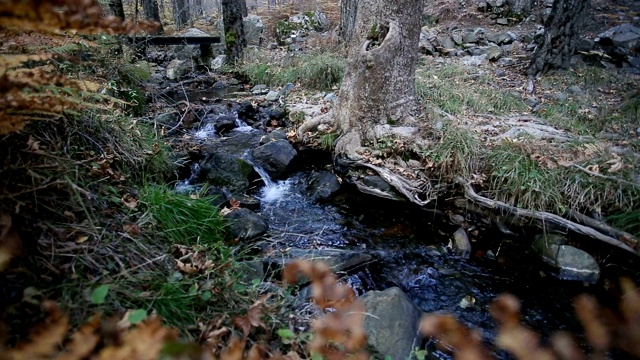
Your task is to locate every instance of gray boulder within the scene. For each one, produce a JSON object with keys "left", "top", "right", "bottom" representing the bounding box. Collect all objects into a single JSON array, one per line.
[
  {"left": 224, "top": 208, "right": 268, "bottom": 240},
  {"left": 210, "top": 55, "right": 227, "bottom": 70},
  {"left": 251, "top": 84, "right": 269, "bottom": 95},
  {"left": 462, "top": 32, "right": 478, "bottom": 44},
  {"left": 419, "top": 27, "right": 437, "bottom": 54},
  {"left": 213, "top": 115, "right": 237, "bottom": 134},
  {"left": 532, "top": 234, "right": 600, "bottom": 283},
  {"left": 252, "top": 139, "right": 297, "bottom": 179},
  {"left": 265, "top": 91, "right": 280, "bottom": 101},
  {"left": 263, "top": 248, "right": 372, "bottom": 277},
  {"left": 243, "top": 15, "right": 264, "bottom": 46},
  {"left": 362, "top": 287, "right": 423, "bottom": 360},
  {"left": 437, "top": 35, "right": 456, "bottom": 50},
  {"left": 306, "top": 171, "right": 341, "bottom": 201},
  {"left": 174, "top": 28, "right": 214, "bottom": 61},
  {"left": 596, "top": 24, "right": 640, "bottom": 49},
  {"left": 452, "top": 228, "right": 472, "bottom": 259},
  {"left": 166, "top": 59, "right": 188, "bottom": 80},
  {"left": 275, "top": 11, "right": 329, "bottom": 45},
  {"left": 479, "top": 45, "right": 503, "bottom": 60},
  {"left": 200, "top": 131, "right": 266, "bottom": 193}
]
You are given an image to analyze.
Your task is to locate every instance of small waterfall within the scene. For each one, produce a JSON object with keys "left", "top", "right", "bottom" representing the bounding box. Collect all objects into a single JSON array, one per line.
[
  {"left": 243, "top": 151, "right": 291, "bottom": 202},
  {"left": 175, "top": 163, "right": 202, "bottom": 191}
]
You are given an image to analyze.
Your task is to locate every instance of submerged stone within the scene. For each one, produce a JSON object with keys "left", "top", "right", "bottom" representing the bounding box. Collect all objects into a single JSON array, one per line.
[
  {"left": 252, "top": 139, "right": 297, "bottom": 179},
  {"left": 224, "top": 208, "right": 268, "bottom": 240}
]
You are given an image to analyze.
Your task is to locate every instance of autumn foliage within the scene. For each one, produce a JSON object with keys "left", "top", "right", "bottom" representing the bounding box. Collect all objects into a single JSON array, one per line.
[{"left": 0, "top": 0, "right": 158, "bottom": 134}]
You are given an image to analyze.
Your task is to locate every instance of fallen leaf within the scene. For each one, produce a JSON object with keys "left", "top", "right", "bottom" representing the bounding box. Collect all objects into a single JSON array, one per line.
[
  {"left": 121, "top": 194, "right": 138, "bottom": 209},
  {"left": 76, "top": 235, "right": 89, "bottom": 244},
  {"left": 123, "top": 224, "right": 141, "bottom": 235}
]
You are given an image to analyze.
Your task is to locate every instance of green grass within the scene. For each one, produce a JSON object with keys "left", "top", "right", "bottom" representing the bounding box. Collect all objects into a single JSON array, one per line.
[
  {"left": 238, "top": 52, "right": 345, "bottom": 91},
  {"left": 607, "top": 211, "right": 640, "bottom": 239},
  {"left": 416, "top": 65, "right": 527, "bottom": 116},
  {"left": 420, "top": 124, "right": 479, "bottom": 178},
  {"left": 140, "top": 184, "right": 228, "bottom": 251}
]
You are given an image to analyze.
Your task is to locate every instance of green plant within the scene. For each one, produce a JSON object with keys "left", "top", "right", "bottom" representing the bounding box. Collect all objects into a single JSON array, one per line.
[
  {"left": 139, "top": 184, "right": 228, "bottom": 251},
  {"left": 423, "top": 124, "right": 479, "bottom": 178},
  {"left": 319, "top": 132, "right": 337, "bottom": 151}
]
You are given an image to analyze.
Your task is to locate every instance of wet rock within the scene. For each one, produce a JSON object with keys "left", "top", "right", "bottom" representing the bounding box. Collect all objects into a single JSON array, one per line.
[
  {"left": 210, "top": 55, "right": 227, "bottom": 70},
  {"left": 206, "top": 186, "right": 229, "bottom": 208},
  {"left": 306, "top": 171, "right": 341, "bottom": 201},
  {"left": 532, "top": 234, "right": 600, "bottom": 283},
  {"left": 166, "top": 59, "right": 188, "bottom": 80},
  {"left": 224, "top": 208, "right": 268, "bottom": 240},
  {"left": 263, "top": 248, "right": 372, "bottom": 277},
  {"left": 237, "top": 101, "right": 257, "bottom": 123},
  {"left": 243, "top": 15, "right": 264, "bottom": 46},
  {"left": 265, "top": 91, "right": 280, "bottom": 101},
  {"left": 362, "top": 287, "right": 423, "bottom": 360},
  {"left": 260, "top": 129, "right": 287, "bottom": 145},
  {"left": 228, "top": 194, "right": 261, "bottom": 210},
  {"left": 252, "top": 139, "right": 297, "bottom": 179},
  {"left": 155, "top": 111, "right": 180, "bottom": 127},
  {"left": 199, "top": 130, "right": 265, "bottom": 192},
  {"left": 452, "top": 228, "right": 472, "bottom": 259},
  {"left": 269, "top": 107, "right": 286, "bottom": 120},
  {"left": 213, "top": 115, "right": 237, "bottom": 134},
  {"left": 251, "top": 84, "right": 269, "bottom": 95}
]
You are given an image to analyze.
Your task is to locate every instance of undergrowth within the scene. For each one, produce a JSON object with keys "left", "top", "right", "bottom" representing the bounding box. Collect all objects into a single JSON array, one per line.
[
  {"left": 238, "top": 50, "right": 345, "bottom": 91},
  {"left": 139, "top": 184, "right": 228, "bottom": 251},
  {"left": 416, "top": 64, "right": 527, "bottom": 116}
]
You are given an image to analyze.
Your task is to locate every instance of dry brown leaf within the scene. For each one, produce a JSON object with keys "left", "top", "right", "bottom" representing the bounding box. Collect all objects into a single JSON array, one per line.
[
  {"left": 121, "top": 194, "right": 138, "bottom": 209},
  {"left": 97, "top": 317, "right": 177, "bottom": 360},
  {"left": 0, "top": 212, "right": 21, "bottom": 271},
  {"left": 6, "top": 301, "right": 69, "bottom": 360},
  {"left": 232, "top": 294, "right": 271, "bottom": 338},
  {"left": 122, "top": 223, "right": 141, "bottom": 235},
  {"left": 220, "top": 336, "right": 245, "bottom": 360}
]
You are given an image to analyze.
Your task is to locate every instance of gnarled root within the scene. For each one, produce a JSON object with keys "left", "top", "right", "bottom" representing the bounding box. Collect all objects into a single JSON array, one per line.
[{"left": 296, "top": 110, "right": 336, "bottom": 137}]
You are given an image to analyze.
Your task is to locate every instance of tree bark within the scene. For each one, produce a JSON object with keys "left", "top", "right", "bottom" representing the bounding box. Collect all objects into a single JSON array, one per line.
[
  {"left": 329, "top": 0, "right": 423, "bottom": 158},
  {"left": 340, "top": 0, "right": 357, "bottom": 42},
  {"left": 108, "top": 0, "right": 125, "bottom": 20},
  {"left": 191, "top": 0, "right": 203, "bottom": 17},
  {"left": 142, "top": 0, "right": 164, "bottom": 33},
  {"left": 222, "top": 0, "right": 246, "bottom": 63},
  {"left": 528, "top": 0, "right": 589, "bottom": 77},
  {"left": 172, "top": 0, "right": 190, "bottom": 28}
]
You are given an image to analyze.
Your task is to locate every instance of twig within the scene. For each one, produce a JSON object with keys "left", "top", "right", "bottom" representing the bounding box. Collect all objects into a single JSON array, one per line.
[
  {"left": 570, "top": 163, "right": 640, "bottom": 189},
  {"left": 567, "top": 210, "right": 638, "bottom": 249},
  {"left": 455, "top": 177, "right": 638, "bottom": 256}
]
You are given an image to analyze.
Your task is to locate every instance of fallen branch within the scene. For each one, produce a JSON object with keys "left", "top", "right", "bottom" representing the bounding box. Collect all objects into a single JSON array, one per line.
[
  {"left": 456, "top": 177, "right": 638, "bottom": 256},
  {"left": 570, "top": 163, "right": 640, "bottom": 189},
  {"left": 567, "top": 210, "right": 638, "bottom": 249}
]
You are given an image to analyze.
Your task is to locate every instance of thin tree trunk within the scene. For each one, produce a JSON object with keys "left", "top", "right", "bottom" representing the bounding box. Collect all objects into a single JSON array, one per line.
[
  {"left": 108, "top": 0, "right": 125, "bottom": 20},
  {"left": 239, "top": 0, "right": 248, "bottom": 17},
  {"left": 222, "top": 0, "right": 246, "bottom": 63},
  {"left": 340, "top": 0, "right": 357, "bottom": 42},
  {"left": 142, "top": 0, "right": 164, "bottom": 33},
  {"left": 528, "top": 0, "right": 589, "bottom": 77},
  {"left": 172, "top": 0, "right": 190, "bottom": 28},
  {"left": 192, "top": 0, "right": 203, "bottom": 17}
]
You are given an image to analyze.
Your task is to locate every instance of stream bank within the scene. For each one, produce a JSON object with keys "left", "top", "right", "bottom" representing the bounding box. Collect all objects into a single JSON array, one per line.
[{"left": 152, "top": 78, "right": 636, "bottom": 359}]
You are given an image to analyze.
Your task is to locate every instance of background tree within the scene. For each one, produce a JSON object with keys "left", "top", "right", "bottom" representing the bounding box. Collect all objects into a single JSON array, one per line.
[
  {"left": 339, "top": 0, "right": 357, "bottom": 42},
  {"left": 142, "top": 0, "right": 163, "bottom": 33},
  {"left": 108, "top": 0, "right": 125, "bottom": 20},
  {"left": 222, "top": 0, "right": 246, "bottom": 62},
  {"left": 299, "top": 0, "right": 423, "bottom": 160},
  {"left": 191, "top": 0, "right": 203, "bottom": 17},
  {"left": 172, "top": 0, "right": 190, "bottom": 28},
  {"left": 528, "top": 0, "right": 590, "bottom": 77}
]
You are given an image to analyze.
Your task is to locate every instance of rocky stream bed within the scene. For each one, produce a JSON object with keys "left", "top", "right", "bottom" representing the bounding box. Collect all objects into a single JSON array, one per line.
[{"left": 146, "top": 80, "right": 637, "bottom": 359}]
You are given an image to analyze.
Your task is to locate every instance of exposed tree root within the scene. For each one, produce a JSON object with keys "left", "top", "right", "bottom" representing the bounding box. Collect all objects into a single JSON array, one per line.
[
  {"left": 296, "top": 110, "right": 335, "bottom": 137},
  {"left": 456, "top": 177, "right": 639, "bottom": 256}
]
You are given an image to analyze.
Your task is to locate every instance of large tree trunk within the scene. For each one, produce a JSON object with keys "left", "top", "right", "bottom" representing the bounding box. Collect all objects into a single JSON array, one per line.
[
  {"left": 172, "top": 0, "right": 190, "bottom": 28},
  {"left": 222, "top": 0, "right": 246, "bottom": 63},
  {"left": 340, "top": 0, "right": 357, "bottom": 42},
  {"left": 331, "top": 0, "right": 423, "bottom": 158},
  {"left": 142, "top": 0, "right": 164, "bottom": 33},
  {"left": 528, "top": 0, "right": 589, "bottom": 77},
  {"left": 108, "top": 0, "right": 125, "bottom": 20}
]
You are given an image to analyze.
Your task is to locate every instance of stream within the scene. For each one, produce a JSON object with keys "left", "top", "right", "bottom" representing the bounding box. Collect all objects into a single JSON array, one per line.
[{"left": 168, "top": 92, "right": 624, "bottom": 359}]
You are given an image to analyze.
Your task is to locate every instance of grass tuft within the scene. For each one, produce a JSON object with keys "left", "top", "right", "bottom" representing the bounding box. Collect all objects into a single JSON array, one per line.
[
  {"left": 416, "top": 65, "right": 527, "bottom": 116},
  {"left": 140, "top": 184, "right": 228, "bottom": 251},
  {"left": 238, "top": 51, "right": 345, "bottom": 91},
  {"left": 421, "top": 123, "right": 479, "bottom": 178}
]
